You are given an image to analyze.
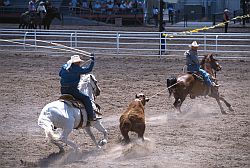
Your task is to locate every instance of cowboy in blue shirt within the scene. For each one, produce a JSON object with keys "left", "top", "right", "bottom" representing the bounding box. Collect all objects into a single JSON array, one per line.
[
  {"left": 59, "top": 55, "right": 96, "bottom": 121},
  {"left": 185, "top": 41, "right": 219, "bottom": 87}
]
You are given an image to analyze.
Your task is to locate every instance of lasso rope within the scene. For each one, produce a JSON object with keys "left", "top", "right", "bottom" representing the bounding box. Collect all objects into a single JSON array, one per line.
[
  {"left": 148, "top": 81, "right": 180, "bottom": 99},
  {"left": 0, "top": 38, "right": 92, "bottom": 57}
]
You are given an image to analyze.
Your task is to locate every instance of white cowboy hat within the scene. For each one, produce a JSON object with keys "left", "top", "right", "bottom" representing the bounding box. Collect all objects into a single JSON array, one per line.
[
  {"left": 189, "top": 41, "right": 199, "bottom": 47},
  {"left": 39, "top": 1, "right": 45, "bottom": 5},
  {"left": 224, "top": 9, "right": 229, "bottom": 12},
  {"left": 70, "top": 55, "right": 84, "bottom": 63},
  {"left": 66, "top": 55, "right": 84, "bottom": 70}
]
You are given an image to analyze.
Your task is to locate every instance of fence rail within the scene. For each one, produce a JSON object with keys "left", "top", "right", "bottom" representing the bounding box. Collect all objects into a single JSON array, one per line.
[{"left": 0, "top": 29, "right": 249, "bottom": 58}]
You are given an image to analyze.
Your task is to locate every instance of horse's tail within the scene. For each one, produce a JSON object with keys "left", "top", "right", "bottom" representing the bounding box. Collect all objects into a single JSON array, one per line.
[
  {"left": 166, "top": 77, "right": 177, "bottom": 97},
  {"left": 38, "top": 107, "right": 61, "bottom": 141}
]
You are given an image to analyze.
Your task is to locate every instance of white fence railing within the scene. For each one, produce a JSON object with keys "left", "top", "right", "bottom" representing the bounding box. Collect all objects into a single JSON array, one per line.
[{"left": 0, "top": 29, "right": 249, "bottom": 58}]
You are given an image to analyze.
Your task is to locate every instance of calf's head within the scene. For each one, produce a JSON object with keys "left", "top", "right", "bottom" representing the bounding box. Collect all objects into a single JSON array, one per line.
[{"left": 135, "top": 93, "right": 149, "bottom": 106}]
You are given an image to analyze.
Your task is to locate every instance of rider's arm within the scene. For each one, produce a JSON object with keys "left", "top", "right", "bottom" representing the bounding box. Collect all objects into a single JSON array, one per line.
[{"left": 76, "top": 59, "right": 95, "bottom": 74}]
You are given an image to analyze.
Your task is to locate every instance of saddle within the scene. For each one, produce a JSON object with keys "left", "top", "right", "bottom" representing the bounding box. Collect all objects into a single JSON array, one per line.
[
  {"left": 59, "top": 94, "right": 84, "bottom": 109},
  {"left": 187, "top": 71, "right": 204, "bottom": 82},
  {"left": 60, "top": 93, "right": 102, "bottom": 112},
  {"left": 58, "top": 94, "right": 84, "bottom": 129},
  {"left": 187, "top": 72, "right": 211, "bottom": 99}
]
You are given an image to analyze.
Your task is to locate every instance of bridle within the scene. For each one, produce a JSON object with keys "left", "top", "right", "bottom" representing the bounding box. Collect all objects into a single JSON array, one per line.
[
  {"left": 201, "top": 55, "right": 221, "bottom": 78},
  {"left": 88, "top": 75, "right": 100, "bottom": 98}
]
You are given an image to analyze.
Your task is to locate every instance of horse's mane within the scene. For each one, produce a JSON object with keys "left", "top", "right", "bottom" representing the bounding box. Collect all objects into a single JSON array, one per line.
[
  {"left": 200, "top": 54, "right": 208, "bottom": 65},
  {"left": 80, "top": 74, "right": 97, "bottom": 83}
]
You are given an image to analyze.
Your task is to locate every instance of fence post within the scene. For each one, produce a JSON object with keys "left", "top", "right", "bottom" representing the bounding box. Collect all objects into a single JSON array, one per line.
[
  {"left": 23, "top": 32, "right": 29, "bottom": 49},
  {"left": 159, "top": 33, "right": 162, "bottom": 56},
  {"left": 75, "top": 31, "right": 77, "bottom": 48},
  {"left": 34, "top": 30, "right": 37, "bottom": 50},
  {"left": 70, "top": 33, "right": 74, "bottom": 48},
  {"left": 213, "top": 14, "right": 216, "bottom": 25},
  {"left": 215, "top": 35, "right": 218, "bottom": 53},
  {"left": 116, "top": 32, "right": 120, "bottom": 55},
  {"left": 204, "top": 33, "right": 206, "bottom": 52},
  {"left": 233, "top": 11, "right": 236, "bottom": 24},
  {"left": 165, "top": 35, "right": 167, "bottom": 53}
]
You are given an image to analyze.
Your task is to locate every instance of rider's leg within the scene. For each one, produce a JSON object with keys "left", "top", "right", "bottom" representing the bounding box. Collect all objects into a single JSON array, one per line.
[
  {"left": 199, "top": 69, "right": 219, "bottom": 87},
  {"left": 61, "top": 87, "right": 96, "bottom": 121},
  {"left": 72, "top": 89, "right": 96, "bottom": 121}
]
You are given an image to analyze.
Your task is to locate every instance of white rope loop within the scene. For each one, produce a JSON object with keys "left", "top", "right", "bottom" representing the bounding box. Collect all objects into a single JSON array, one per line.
[{"left": 0, "top": 38, "right": 92, "bottom": 57}]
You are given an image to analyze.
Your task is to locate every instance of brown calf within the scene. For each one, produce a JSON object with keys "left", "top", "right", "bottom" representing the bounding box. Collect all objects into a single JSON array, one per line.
[{"left": 119, "top": 93, "right": 149, "bottom": 143}]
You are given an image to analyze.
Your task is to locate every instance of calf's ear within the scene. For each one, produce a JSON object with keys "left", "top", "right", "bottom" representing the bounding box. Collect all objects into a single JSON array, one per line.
[
  {"left": 135, "top": 94, "right": 139, "bottom": 98},
  {"left": 145, "top": 98, "right": 150, "bottom": 102}
]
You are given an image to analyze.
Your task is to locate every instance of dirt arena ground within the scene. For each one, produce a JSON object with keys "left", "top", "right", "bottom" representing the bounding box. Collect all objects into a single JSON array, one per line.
[{"left": 0, "top": 24, "right": 250, "bottom": 168}]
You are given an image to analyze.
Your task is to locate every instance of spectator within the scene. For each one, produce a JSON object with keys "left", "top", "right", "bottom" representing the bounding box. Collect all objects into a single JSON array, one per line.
[
  {"left": 82, "top": 0, "right": 87, "bottom": 8},
  {"left": 70, "top": 0, "right": 77, "bottom": 11},
  {"left": 106, "top": 1, "right": 113, "bottom": 15},
  {"left": 223, "top": 8, "right": 230, "bottom": 33},
  {"left": 93, "top": 1, "right": 101, "bottom": 14},
  {"left": 100, "top": 2, "right": 107, "bottom": 14},
  {"left": 37, "top": 1, "right": 47, "bottom": 19},
  {"left": 113, "top": 2, "right": 120, "bottom": 14},
  {"left": 168, "top": 5, "right": 174, "bottom": 24},
  {"left": 3, "top": 0, "right": 10, "bottom": 6},
  {"left": 28, "top": 0, "right": 36, "bottom": 11},
  {"left": 153, "top": 6, "right": 159, "bottom": 27},
  {"left": 132, "top": 0, "right": 138, "bottom": 14},
  {"left": 120, "top": 1, "right": 127, "bottom": 13},
  {"left": 45, "top": 0, "right": 52, "bottom": 10},
  {"left": 88, "top": 0, "right": 93, "bottom": 12}
]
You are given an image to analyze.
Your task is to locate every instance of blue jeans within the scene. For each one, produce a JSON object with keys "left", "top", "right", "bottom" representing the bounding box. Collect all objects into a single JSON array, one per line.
[
  {"left": 61, "top": 86, "right": 95, "bottom": 120},
  {"left": 198, "top": 69, "right": 213, "bottom": 86},
  {"left": 187, "top": 65, "right": 213, "bottom": 86}
]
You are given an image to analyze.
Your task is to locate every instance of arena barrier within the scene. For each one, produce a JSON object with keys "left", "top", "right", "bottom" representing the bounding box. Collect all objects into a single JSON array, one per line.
[{"left": 0, "top": 29, "right": 249, "bottom": 59}]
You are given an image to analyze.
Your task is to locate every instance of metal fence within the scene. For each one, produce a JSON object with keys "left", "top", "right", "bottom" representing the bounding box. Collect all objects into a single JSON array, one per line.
[{"left": 0, "top": 29, "right": 249, "bottom": 58}]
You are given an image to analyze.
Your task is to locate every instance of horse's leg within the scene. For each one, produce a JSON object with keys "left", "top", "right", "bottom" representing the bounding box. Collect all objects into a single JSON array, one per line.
[
  {"left": 85, "top": 126, "right": 100, "bottom": 148},
  {"left": 219, "top": 96, "right": 234, "bottom": 111},
  {"left": 173, "top": 96, "right": 186, "bottom": 113},
  {"left": 92, "top": 121, "right": 108, "bottom": 146},
  {"left": 215, "top": 98, "right": 226, "bottom": 114},
  {"left": 173, "top": 98, "right": 180, "bottom": 112},
  {"left": 59, "top": 119, "right": 79, "bottom": 150}
]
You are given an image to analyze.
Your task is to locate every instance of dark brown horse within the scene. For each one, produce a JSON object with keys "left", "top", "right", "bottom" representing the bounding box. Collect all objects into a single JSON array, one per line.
[
  {"left": 167, "top": 54, "right": 233, "bottom": 114},
  {"left": 19, "top": 7, "right": 61, "bottom": 29}
]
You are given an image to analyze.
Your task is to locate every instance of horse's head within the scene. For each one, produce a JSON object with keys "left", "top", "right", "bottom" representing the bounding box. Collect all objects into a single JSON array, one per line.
[
  {"left": 201, "top": 54, "right": 222, "bottom": 72},
  {"left": 78, "top": 74, "right": 101, "bottom": 100},
  {"left": 89, "top": 74, "right": 101, "bottom": 97}
]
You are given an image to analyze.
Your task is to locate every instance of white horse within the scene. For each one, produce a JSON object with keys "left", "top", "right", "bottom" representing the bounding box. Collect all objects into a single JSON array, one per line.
[{"left": 38, "top": 74, "right": 107, "bottom": 150}]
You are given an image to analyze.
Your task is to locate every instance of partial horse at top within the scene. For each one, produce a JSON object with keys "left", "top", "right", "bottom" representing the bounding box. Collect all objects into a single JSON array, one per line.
[{"left": 19, "top": 5, "right": 61, "bottom": 29}]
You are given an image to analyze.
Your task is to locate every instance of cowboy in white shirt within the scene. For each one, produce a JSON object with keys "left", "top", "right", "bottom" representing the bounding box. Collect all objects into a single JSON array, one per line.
[{"left": 37, "top": 1, "right": 47, "bottom": 19}]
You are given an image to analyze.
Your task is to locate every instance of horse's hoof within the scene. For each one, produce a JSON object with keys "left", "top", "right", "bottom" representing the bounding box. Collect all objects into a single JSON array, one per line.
[
  {"left": 229, "top": 107, "right": 234, "bottom": 112},
  {"left": 98, "top": 139, "right": 107, "bottom": 146},
  {"left": 221, "top": 111, "right": 227, "bottom": 115}
]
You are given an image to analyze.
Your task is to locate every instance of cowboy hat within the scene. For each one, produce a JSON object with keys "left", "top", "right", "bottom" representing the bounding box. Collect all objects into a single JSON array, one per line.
[
  {"left": 70, "top": 55, "right": 84, "bottom": 63},
  {"left": 189, "top": 41, "right": 199, "bottom": 47},
  {"left": 224, "top": 9, "right": 229, "bottom": 12},
  {"left": 66, "top": 55, "right": 84, "bottom": 70}
]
